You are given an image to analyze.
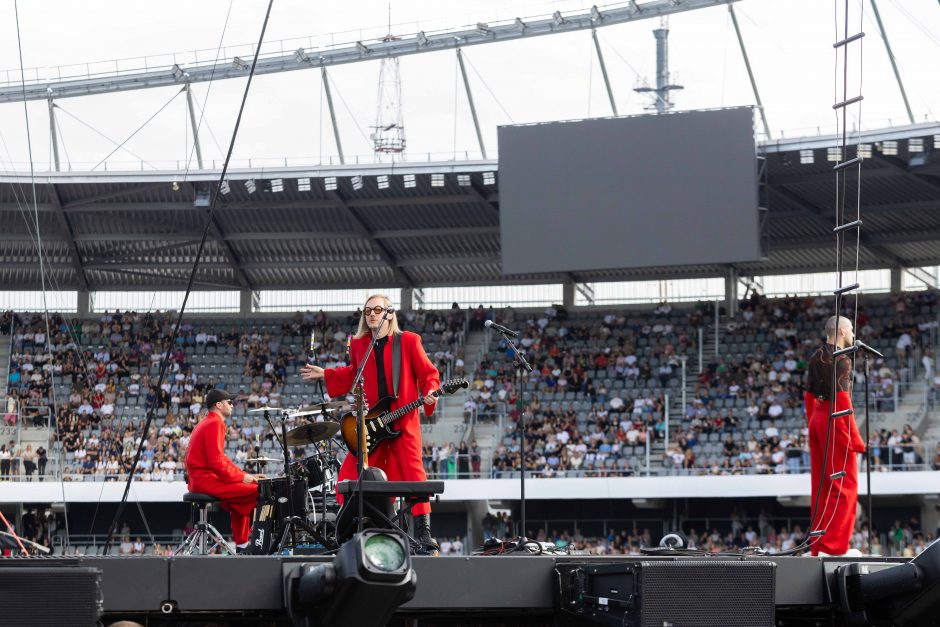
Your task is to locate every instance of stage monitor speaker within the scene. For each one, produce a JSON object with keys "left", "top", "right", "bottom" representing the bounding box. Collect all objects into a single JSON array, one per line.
[
  {"left": 555, "top": 560, "right": 775, "bottom": 627},
  {"left": 0, "top": 565, "right": 102, "bottom": 626}
]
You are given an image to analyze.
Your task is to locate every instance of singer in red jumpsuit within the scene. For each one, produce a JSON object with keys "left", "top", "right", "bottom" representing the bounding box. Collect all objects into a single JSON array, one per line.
[
  {"left": 804, "top": 315, "right": 866, "bottom": 556},
  {"left": 185, "top": 389, "right": 259, "bottom": 547},
  {"left": 301, "top": 294, "right": 441, "bottom": 551}
]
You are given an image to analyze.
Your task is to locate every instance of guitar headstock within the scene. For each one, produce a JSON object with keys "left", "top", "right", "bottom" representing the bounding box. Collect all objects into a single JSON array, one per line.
[{"left": 441, "top": 378, "right": 470, "bottom": 395}]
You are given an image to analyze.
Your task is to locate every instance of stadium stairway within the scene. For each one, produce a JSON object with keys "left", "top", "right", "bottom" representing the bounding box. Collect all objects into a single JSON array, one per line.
[
  {"left": 865, "top": 371, "right": 929, "bottom": 438},
  {"left": 0, "top": 332, "right": 11, "bottom": 397}
]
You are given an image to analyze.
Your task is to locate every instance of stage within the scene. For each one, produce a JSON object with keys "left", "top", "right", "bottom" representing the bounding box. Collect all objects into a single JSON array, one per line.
[{"left": 0, "top": 553, "right": 912, "bottom": 625}]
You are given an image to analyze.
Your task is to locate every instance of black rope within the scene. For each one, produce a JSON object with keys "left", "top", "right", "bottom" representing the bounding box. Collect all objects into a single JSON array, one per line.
[{"left": 104, "top": 0, "right": 275, "bottom": 552}]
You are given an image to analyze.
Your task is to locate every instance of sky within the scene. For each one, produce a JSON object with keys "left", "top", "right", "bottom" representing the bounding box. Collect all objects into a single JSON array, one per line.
[{"left": 0, "top": 0, "right": 937, "bottom": 172}]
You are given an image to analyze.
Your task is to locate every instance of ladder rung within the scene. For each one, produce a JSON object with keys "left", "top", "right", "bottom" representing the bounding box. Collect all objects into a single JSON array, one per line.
[
  {"left": 830, "top": 470, "right": 847, "bottom": 480},
  {"left": 833, "top": 32, "right": 865, "bottom": 48},
  {"left": 833, "top": 345, "right": 858, "bottom": 357},
  {"left": 831, "top": 408, "right": 853, "bottom": 419},
  {"left": 833, "top": 219, "right": 862, "bottom": 234},
  {"left": 833, "top": 156, "right": 863, "bottom": 171},
  {"left": 833, "top": 282, "right": 859, "bottom": 295},
  {"left": 833, "top": 95, "right": 864, "bottom": 110}
]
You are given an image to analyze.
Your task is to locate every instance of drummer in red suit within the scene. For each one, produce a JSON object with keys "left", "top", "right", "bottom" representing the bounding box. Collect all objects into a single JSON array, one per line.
[
  {"left": 804, "top": 315, "right": 866, "bottom": 557},
  {"left": 185, "top": 389, "right": 261, "bottom": 551},
  {"left": 301, "top": 294, "right": 441, "bottom": 553}
]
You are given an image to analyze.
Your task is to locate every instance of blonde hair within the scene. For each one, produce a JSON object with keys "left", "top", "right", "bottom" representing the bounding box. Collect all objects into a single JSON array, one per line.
[{"left": 354, "top": 293, "right": 402, "bottom": 339}]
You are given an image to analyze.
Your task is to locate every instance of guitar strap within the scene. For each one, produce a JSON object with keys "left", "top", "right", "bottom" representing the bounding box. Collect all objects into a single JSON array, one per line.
[{"left": 392, "top": 332, "right": 402, "bottom": 398}]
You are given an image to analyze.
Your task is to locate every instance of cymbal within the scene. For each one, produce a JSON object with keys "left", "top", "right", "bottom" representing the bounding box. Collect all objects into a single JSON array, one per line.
[
  {"left": 285, "top": 421, "right": 340, "bottom": 446},
  {"left": 246, "top": 405, "right": 282, "bottom": 413},
  {"left": 246, "top": 457, "right": 282, "bottom": 463}
]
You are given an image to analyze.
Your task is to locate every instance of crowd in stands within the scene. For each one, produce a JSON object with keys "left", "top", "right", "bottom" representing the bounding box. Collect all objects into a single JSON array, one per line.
[
  {"left": 482, "top": 291, "right": 936, "bottom": 477},
  {"left": 2, "top": 306, "right": 462, "bottom": 481}
]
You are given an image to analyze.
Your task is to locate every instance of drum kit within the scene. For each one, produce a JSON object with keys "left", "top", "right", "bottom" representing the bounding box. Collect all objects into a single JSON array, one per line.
[{"left": 244, "top": 400, "right": 349, "bottom": 555}]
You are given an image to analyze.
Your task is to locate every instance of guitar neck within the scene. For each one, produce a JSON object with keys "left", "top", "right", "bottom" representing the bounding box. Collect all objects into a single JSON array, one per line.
[{"left": 378, "top": 390, "right": 440, "bottom": 427}]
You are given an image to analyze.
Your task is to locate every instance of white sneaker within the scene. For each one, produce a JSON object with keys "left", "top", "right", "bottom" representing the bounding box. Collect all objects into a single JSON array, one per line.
[{"left": 818, "top": 548, "right": 864, "bottom": 557}]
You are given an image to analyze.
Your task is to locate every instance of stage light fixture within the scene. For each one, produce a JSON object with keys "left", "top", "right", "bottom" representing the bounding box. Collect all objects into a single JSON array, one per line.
[
  {"left": 351, "top": 175, "right": 364, "bottom": 191},
  {"left": 934, "top": 134, "right": 940, "bottom": 147},
  {"left": 220, "top": 180, "right": 231, "bottom": 195},
  {"left": 324, "top": 176, "right": 338, "bottom": 191},
  {"left": 403, "top": 174, "right": 416, "bottom": 188},
  {"left": 908, "top": 138, "right": 924, "bottom": 153},
  {"left": 457, "top": 174, "right": 471, "bottom": 186},
  {"left": 270, "top": 178, "right": 283, "bottom": 192},
  {"left": 431, "top": 173, "right": 445, "bottom": 187},
  {"left": 591, "top": 5, "right": 603, "bottom": 21},
  {"left": 285, "top": 529, "right": 416, "bottom": 627},
  {"left": 356, "top": 42, "right": 370, "bottom": 55},
  {"left": 297, "top": 177, "right": 311, "bottom": 191},
  {"left": 171, "top": 64, "right": 185, "bottom": 81},
  {"left": 882, "top": 140, "right": 898, "bottom": 156},
  {"left": 630, "top": 0, "right": 642, "bottom": 13},
  {"left": 377, "top": 175, "right": 389, "bottom": 189},
  {"left": 483, "top": 171, "right": 496, "bottom": 185},
  {"left": 193, "top": 187, "right": 211, "bottom": 207},
  {"left": 515, "top": 17, "right": 526, "bottom": 32},
  {"left": 294, "top": 48, "right": 310, "bottom": 63},
  {"left": 232, "top": 56, "right": 249, "bottom": 71},
  {"left": 553, "top": 11, "right": 567, "bottom": 26},
  {"left": 245, "top": 179, "right": 257, "bottom": 194},
  {"left": 827, "top": 147, "right": 841, "bottom": 162},
  {"left": 171, "top": 181, "right": 180, "bottom": 192},
  {"left": 476, "top": 22, "right": 490, "bottom": 35},
  {"left": 417, "top": 31, "right": 429, "bottom": 47},
  {"left": 857, "top": 144, "right": 872, "bottom": 159},
  {"left": 799, "top": 149, "right": 814, "bottom": 165}
]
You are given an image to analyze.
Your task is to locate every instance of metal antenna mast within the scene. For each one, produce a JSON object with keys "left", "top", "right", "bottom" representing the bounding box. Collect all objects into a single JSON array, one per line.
[
  {"left": 371, "top": 6, "right": 406, "bottom": 160},
  {"left": 634, "top": 18, "right": 683, "bottom": 113}
]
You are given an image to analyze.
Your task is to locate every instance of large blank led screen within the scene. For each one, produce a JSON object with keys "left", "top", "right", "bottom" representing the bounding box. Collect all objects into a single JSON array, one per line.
[{"left": 497, "top": 107, "right": 760, "bottom": 274}]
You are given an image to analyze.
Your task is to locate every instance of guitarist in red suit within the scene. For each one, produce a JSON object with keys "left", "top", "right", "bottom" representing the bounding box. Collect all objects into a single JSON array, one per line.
[
  {"left": 301, "top": 294, "right": 441, "bottom": 553},
  {"left": 804, "top": 315, "right": 866, "bottom": 557}
]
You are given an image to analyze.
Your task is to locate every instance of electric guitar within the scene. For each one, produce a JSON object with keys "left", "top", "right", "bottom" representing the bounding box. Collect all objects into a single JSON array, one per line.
[{"left": 340, "top": 378, "right": 469, "bottom": 457}]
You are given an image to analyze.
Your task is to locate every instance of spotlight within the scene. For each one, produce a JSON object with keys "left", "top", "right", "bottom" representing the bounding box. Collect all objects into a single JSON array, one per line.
[
  {"left": 591, "top": 5, "right": 603, "bottom": 21},
  {"left": 171, "top": 64, "right": 185, "bottom": 81},
  {"left": 827, "top": 147, "right": 841, "bottom": 162},
  {"left": 220, "top": 180, "right": 231, "bottom": 195},
  {"left": 908, "top": 138, "right": 924, "bottom": 153},
  {"left": 171, "top": 181, "right": 180, "bottom": 192},
  {"left": 403, "top": 174, "right": 416, "bottom": 189},
  {"left": 482, "top": 171, "right": 495, "bottom": 185},
  {"left": 356, "top": 42, "right": 370, "bottom": 55},
  {"left": 285, "top": 529, "right": 416, "bottom": 627},
  {"left": 245, "top": 179, "right": 257, "bottom": 194},
  {"left": 297, "top": 177, "right": 311, "bottom": 191},
  {"left": 351, "top": 175, "right": 363, "bottom": 191},
  {"left": 514, "top": 17, "right": 526, "bottom": 32},
  {"left": 553, "top": 11, "right": 567, "bottom": 26},
  {"left": 324, "top": 176, "right": 338, "bottom": 191},
  {"left": 430, "top": 173, "right": 445, "bottom": 188},
  {"left": 270, "top": 178, "right": 283, "bottom": 192},
  {"left": 857, "top": 144, "right": 872, "bottom": 159},
  {"left": 417, "top": 31, "right": 429, "bottom": 47},
  {"left": 799, "top": 149, "right": 814, "bottom": 165},
  {"left": 294, "top": 48, "right": 310, "bottom": 63},
  {"left": 232, "top": 56, "right": 249, "bottom": 71},
  {"left": 476, "top": 22, "right": 490, "bottom": 35},
  {"left": 457, "top": 174, "right": 471, "bottom": 186},
  {"left": 882, "top": 140, "right": 898, "bottom": 156},
  {"left": 376, "top": 175, "right": 389, "bottom": 189}
]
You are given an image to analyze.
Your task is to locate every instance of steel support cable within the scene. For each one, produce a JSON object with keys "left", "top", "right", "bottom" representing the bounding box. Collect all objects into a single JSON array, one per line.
[{"left": 104, "top": 0, "right": 274, "bottom": 553}]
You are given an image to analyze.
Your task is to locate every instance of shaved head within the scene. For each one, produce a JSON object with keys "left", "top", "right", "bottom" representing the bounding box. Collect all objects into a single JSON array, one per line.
[{"left": 825, "top": 315, "right": 853, "bottom": 336}]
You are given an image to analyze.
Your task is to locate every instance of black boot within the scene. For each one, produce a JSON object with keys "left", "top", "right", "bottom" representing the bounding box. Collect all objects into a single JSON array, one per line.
[{"left": 414, "top": 514, "right": 440, "bottom": 555}]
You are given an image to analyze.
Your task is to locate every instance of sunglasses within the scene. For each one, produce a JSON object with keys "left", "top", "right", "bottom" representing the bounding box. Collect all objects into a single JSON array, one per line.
[{"left": 363, "top": 306, "right": 391, "bottom": 316}]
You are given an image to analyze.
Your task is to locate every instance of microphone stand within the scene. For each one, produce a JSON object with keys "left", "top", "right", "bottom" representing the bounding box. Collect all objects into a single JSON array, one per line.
[
  {"left": 495, "top": 328, "right": 532, "bottom": 539},
  {"left": 348, "top": 309, "right": 391, "bottom": 535},
  {"left": 863, "top": 352, "right": 873, "bottom": 556}
]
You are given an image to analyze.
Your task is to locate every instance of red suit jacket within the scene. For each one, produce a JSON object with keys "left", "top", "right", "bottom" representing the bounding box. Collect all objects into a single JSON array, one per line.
[{"left": 325, "top": 331, "right": 440, "bottom": 515}]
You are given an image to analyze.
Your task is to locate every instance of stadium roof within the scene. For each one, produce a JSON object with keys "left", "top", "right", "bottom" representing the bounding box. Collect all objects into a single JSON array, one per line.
[{"left": 1, "top": 122, "right": 938, "bottom": 291}]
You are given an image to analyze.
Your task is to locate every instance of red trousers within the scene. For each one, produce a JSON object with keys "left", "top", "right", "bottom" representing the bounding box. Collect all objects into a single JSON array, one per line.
[
  {"left": 336, "top": 416, "right": 430, "bottom": 516},
  {"left": 189, "top": 475, "right": 258, "bottom": 545},
  {"left": 808, "top": 394, "right": 862, "bottom": 556}
]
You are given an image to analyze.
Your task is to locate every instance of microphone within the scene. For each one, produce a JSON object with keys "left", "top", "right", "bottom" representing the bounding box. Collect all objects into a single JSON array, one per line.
[
  {"left": 384, "top": 306, "right": 395, "bottom": 314},
  {"left": 854, "top": 339, "right": 884, "bottom": 359},
  {"left": 484, "top": 319, "right": 519, "bottom": 337}
]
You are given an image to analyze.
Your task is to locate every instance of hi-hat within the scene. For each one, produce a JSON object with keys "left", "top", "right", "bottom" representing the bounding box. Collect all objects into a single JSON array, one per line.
[
  {"left": 246, "top": 457, "right": 281, "bottom": 463},
  {"left": 285, "top": 421, "right": 340, "bottom": 446},
  {"left": 288, "top": 401, "right": 348, "bottom": 418},
  {"left": 246, "top": 405, "right": 283, "bottom": 413}
]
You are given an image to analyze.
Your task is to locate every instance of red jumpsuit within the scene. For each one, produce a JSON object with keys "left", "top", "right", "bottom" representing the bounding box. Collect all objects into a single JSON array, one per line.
[
  {"left": 804, "top": 344, "right": 866, "bottom": 556},
  {"left": 185, "top": 411, "right": 258, "bottom": 545},
  {"left": 324, "top": 331, "right": 440, "bottom": 516}
]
